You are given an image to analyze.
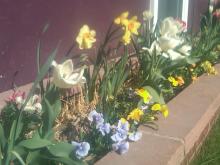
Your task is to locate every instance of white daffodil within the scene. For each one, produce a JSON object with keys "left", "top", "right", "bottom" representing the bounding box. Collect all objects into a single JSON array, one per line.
[
  {"left": 157, "top": 36, "right": 182, "bottom": 52},
  {"left": 143, "top": 10, "right": 153, "bottom": 21},
  {"left": 142, "top": 41, "right": 161, "bottom": 55},
  {"left": 160, "top": 17, "right": 184, "bottom": 37},
  {"left": 52, "top": 59, "right": 86, "bottom": 89}
]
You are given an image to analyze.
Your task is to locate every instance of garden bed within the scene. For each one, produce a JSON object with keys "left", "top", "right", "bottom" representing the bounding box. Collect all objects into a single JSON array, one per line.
[{"left": 95, "top": 64, "right": 220, "bottom": 165}]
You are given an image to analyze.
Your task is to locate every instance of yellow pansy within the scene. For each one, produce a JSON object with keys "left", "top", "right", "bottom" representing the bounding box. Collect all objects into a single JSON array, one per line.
[
  {"left": 114, "top": 11, "right": 129, "bottom": 25},
  {"left": 168, "top": 76, "right": 178, "bottom": 87},
  {"left": 127, "top": 108, "right": 144, "bottom": 122},
  {"left": 176, "top": 76, "right": 184, "bottom": 86},
  {"left": 76, "top": 25, "right": 96, "bottom": 49},
  {"left": 124, "top": 16, "right": 141, "bottom": 35},
  {"left": 122, "top": 30, "right": 131, "bottom": 45},
  {"left": 201, "top": 61, "right": 218, "bottom": 75},
  {"left": 151, "top": 103, "right": 169, "bottom": 118},
  {"left": 136, "top": 88, "right": 152, "bottom": 104},
  {"left": 151, "top": 103, "right": 161, "bottom": 111}
]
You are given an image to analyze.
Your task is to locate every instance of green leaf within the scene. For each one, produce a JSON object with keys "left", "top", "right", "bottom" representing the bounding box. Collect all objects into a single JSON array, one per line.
[
  {"left": 43, "top": 156, "right": 86, "bottom": 165},
  {"left": 11, "top": 150, "right": 26, "bottom": 165},
  {"left": 47, "top": 142, "right": 74, "bottom": 157},
  {"left": 144, "top": 86, "right": 165, "bottom": 104},
  {"left": 18, "top": 138, "right": 52, "bottom": 149},
  {"left": 0, "top": 123, "right": 6, "bottom": 149}
]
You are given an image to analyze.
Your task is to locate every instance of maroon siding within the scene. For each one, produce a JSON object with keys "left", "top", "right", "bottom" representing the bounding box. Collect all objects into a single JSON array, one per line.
[{"left": 0, "top": 0, "right": 149, "bottom": 92}]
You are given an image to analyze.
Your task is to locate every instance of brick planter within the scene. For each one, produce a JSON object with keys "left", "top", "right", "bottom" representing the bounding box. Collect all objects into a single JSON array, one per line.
[
  {"left": 96, "top": 64, "right": 220, "bottom": 165},
  {"left": 1, "top": 65, "right": 220, "bottom": 165}
]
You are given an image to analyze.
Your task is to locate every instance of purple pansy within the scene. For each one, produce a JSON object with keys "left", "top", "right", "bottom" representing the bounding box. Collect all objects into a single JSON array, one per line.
[
  {"left": 117, "top": 120, "right": 129, "bottom": 132},
  {"left": 112, "top": 141, "right": 129, "bottom": 154},
  {"left": 98, "top": 123, "right": 111, "bottom": 136},
  {"left": 71, "top": 141, "right": 90, "bottom": 159},
  {"left": 128, "top": 131, "right": 142, "bottom": 142},
  {"left": 88, "top": 110, "right": 104, "bottom": 128}
]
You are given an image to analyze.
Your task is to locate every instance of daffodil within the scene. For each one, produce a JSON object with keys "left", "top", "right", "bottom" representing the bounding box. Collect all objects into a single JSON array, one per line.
[
  {"left": 143, "top": 10, "right": 153, "bottom": 21},
  {"left": 52, "top": 59, "right": 86, "bottom": 88},
  {"left": 136, "top": 88, "right": 152, "bottom": 104},
  {"left": 125, "top": 16, "right": 141, "bottom": 35},
  {"left": 122, "top": 30, "right": 131, "bottom": 45},
  {"left": 168, "top": 76, "right": 179, "bottom": 87},
  {"left": 127, "top": 108, "right": 144, "bottom": 122},
  {"left": 76, "top": 25, "right": 96, "bottom": 49},
  {"left": 151, "top": 103, "right": 169, "bottom": 118},
  {"left": 114, "top": 11, "right": 129, "bottom": 25}
]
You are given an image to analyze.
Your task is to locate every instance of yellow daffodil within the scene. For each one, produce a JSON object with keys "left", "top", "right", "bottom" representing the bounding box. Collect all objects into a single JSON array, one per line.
[
  {"left": 136, "top": 88, "right": 152, "bottom": 104},
  {"left": 176, "top": 76, "right": 184, "bottom": 86},
  {"left": 168, "top": 76, "right": 179, "bottom": 87},
  {"left": 151, "top": 103, "right": 169, "bottom": 118},
  {"left": 114, "top": 11, "right": 129, "bottom": 25},
  {"left": 127, "top": 108, "right": 144, "bottom": 122},
  {"left": 76, "top": 25, "right": 96, "bottom": 49},
  {"left": 122, "top": 30, "right": 131, "bottom": 45},
  {"left": 124, "top": 16, "right": 141, "bottom": 35}
]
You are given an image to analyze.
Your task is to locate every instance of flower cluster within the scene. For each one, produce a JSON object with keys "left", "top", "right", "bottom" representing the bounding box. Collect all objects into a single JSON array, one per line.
[
  {"left": 114, "top": 11, "right": 141, "bottom": 45},
  {"left": 201, "top": 61, "right": 218, "bottom": 75},
  {"left": 168, "top": 76, "right": 185, "bottom": 87}
]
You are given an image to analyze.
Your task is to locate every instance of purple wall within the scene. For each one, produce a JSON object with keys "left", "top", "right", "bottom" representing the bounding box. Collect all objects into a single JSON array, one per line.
[{"left": 0, "top": 0, "right": 149, "bottom": 92}]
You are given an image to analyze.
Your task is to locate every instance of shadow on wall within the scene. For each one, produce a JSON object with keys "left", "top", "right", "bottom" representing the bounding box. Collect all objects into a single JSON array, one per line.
[{"left": 0, "top": 0, "right": 148, "bottom": 92}]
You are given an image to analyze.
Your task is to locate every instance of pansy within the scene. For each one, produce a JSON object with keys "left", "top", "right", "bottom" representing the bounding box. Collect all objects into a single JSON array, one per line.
[
  {"left": 112, "top": 141, "right": 129, "bottom": 154},
  {"left": 111, "top": 128, "right": 128, "bottom": 142},
  {"left": 176, "top": 76, "right": 185, "bottom": 86},
  {"left": 127, "top": 108, "right": 144, "bottom": 122},
  {"left": 71, "top": 141, "right": 90, "bottom": 159},
  {"left": 128, "top": 131, "right": 142, "bottom": 142},
  {"left": 135, "top": 88, "right": 152, "bottom": 104},
  {"left": 76, "top": 25, "right": 96, "bottom": 49},
  {"left": 114, "top": 11, "right": 129, "bottom": 25},
  {"left": 88, "top": 110, "right": 104, "bottom": 128},
  {"left": 168, "top": 76, "right": 179, "bottom": 87},
  {"left": 117, "top": 118, "right": 130, "bottom": 132},
  {"left": 52, "top": 60, "right": 86, "bottom": 89},
  {"left": 98, "top": 123, "right": 111, "bottom": 136},
  {"left": 151, "top": 103, "right": 169, "bottom": 118}
]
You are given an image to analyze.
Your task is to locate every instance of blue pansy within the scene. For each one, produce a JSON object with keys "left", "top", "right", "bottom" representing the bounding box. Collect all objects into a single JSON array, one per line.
[
  {"left": 112, "top": 141, "right": 129, "bottom": 154},
  {"left": 117, "top": 119, "right": 129, "bottom": 132},
  {"left": 88, "top": 110, "right": 104, "bottom": 128},
  {"left": 111, "top": 128, "right": 128, "bottom": 142},
  {"left": 98, "top": 123, "right": 111, "bottom": 136},
  {"left": 128, "top": 131, "right": 142, "bottom": 142},
  {"left": 71, "top": 141, "right": 90, "bottom": 159}
]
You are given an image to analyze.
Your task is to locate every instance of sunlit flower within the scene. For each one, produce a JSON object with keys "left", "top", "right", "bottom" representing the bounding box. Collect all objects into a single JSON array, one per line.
[
  {"left": 128, "top": 131, "right": 142, "bottom": 142},
  {"left": 52, "top": 60, "right": 86, "bottom": 89},
  {"left": 112, "top": 141, "right": 129, "bottom": 154},
  {"left": 143, "top": 10, "right": 153, "bottom": 21},
  {"left": 24, "top": 95, "right": 42, "bottom": 113},
  {"left": 98, "top": 123, "right": 111, "bottom": 136},
  {"left": 158, "top": 36, "right": 182, "bottom": 52},
  {"left": 160, "top": 17, "right": 184, "bottom": 37},
  {"left": 124, "top": 16, "right": 141, "bottom": 35},
  {"left": 201, "top": 61, "right": 218, "bottom": 75},
  {"left": 151, "top": 103, "right": 169, "bottom": 118},
  {"left": 114, "top": 11, "right": 129, "bottom": 25},
  {"left": 71, "top": 141, "right": 90, "bottom": 159},
  {"left": 7, "top": 91, "right": 25, "bottom": 105},
  {"left": 176, "top": 76, "right": 185, "bottom": 86},
  {"left": 88, "top": 110, "right": 104, "bottom": 128},
  {"left": 118, "top": 118, "right": 130, "bottom": 132},
  {"left": 135, "top": 88, "right": 152, "bottom": 104},
  {"left": 111, "top": 128, "right": 128, "bottom": 142},
  {"left": 127, "top": 108, "right": 144, "bottom": 122},
  {"left": 76, "top": 25, "right": 96, "bottom": 49},
  {"left": 122, "top": 30, "right": 131, "bottom": 45},
  {"left": 168, "top": 76, "right": 179, "bottom": 87}
]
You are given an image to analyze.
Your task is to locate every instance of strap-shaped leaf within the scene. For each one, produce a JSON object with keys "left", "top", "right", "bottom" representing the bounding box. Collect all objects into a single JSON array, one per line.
[
  {"left": 47, "top": 142, "right": 75, "bottom": 157},
  {"left": 18, "top": 137, "right": 51, "bottom": 149}
]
